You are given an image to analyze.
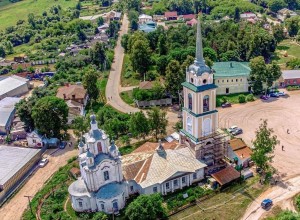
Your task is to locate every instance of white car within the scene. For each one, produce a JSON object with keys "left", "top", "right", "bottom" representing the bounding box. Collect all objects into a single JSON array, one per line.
[
  {"left": 39, "top": 158, "right": 49, "bottom": 168},
  {"left": 228, "top": 125, "right": 238, "bottom": 133}
]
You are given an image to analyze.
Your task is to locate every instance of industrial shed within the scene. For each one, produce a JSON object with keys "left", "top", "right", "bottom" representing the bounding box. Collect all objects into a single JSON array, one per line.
[
  {"left": 0, "top": 145, "right": 41, "bottom": 205},
  {"left": 0, "top": 75, "right": 29, "bottom": 100}
]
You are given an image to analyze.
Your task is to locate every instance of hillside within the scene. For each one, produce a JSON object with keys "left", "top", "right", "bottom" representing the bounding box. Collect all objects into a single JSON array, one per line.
[{"left": 0, "top": 0, "right": 78, "bottom": 30}]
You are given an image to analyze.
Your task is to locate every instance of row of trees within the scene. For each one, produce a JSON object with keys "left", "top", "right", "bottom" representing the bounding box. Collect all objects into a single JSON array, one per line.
[{"left": 72, "top": 107, "right": 168, "bottom": 143}]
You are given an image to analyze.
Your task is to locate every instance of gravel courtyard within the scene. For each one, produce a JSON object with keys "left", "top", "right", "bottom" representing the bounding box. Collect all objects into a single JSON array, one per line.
[{"left": 218, "top": 90, "right": 300, "bottom": 179}]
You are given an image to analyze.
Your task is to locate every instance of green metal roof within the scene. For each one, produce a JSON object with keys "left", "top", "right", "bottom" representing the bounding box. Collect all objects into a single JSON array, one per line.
[
  {"left": 212, "top": 62, "right": 250, "bottom": 78},
  {"left": 182, "top": 82, "right": 218, "bottom": 92}
]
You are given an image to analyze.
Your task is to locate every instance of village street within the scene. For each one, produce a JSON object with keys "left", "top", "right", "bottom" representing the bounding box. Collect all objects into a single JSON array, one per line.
[
  {"left": 0, "top": 137, "right": 77, "bottom": 220},
  {"left": 105, "top": 14, "right": 179, "bottom": 133}
]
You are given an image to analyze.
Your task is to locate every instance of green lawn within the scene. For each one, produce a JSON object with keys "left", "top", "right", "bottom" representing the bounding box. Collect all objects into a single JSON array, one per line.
[
  {"left": 120, "top": 90, "right": 134, "bottom": 105},
  {"left": 273, "top": 39, "right": 300, "bottom": 67},
  {"left": 0, "top": 0, "right": 78, "bottom": 30},
  {"left": 216, "top": 92, "right": 253, "bottom": 107},
  {"left": 170, "top": 177, "right": 267, "bottom": 220}
]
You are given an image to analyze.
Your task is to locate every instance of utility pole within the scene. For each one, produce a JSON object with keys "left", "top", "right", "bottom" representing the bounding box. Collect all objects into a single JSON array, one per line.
[{"left": 24, "top": 195, "right": 33, "bottom": 215}]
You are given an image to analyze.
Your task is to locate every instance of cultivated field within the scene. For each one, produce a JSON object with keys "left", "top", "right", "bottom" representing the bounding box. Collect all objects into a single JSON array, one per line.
[{"left": 0, "top": 0, "right": 78, "bottom": 30}]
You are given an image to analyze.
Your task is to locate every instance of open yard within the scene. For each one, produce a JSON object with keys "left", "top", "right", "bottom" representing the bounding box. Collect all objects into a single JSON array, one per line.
[
  {"left": 274, "top": 39, "right": 300, "bottom": 68},
  {"left": 170, "top": 177, "right": 266, "bottom": 220},
  {"left": 0, "top": 0, "right": 78, "bottom": 30},
  {"left": 219, "top": 89, "right": 300, "bottom": 179}
]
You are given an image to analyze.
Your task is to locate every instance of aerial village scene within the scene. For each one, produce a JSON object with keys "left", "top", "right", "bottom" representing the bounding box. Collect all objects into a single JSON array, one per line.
[{"left": 0, "top": 0, "right": 300, "bottom": 219}]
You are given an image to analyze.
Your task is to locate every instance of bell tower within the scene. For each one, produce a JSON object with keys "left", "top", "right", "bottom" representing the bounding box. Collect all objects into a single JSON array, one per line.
[{"left": 180, "top": 15, "right": 227, "bottom": 173}]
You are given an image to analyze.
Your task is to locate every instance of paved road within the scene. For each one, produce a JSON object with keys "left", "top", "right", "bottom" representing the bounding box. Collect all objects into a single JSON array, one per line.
[
  {"left": 106, "top": 14, "right": 139, "bottom": 114},
  {"left": 241, "top": 175, "right": 300, "bottom": 220}
]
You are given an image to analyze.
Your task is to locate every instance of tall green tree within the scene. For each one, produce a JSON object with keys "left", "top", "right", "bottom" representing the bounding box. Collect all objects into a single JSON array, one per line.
[
  {"left": 273, "top": 24, "right": 285, "bottom": 43},
  {"left": 32, "top": 96, "right": 68, "bottom": 137},
  {"left": 72, "top": 116, "right": 89, "bottom": 138},
  {"left": 157, "top": 33, "right": 167, "bottom": 55},
  {"left": 251, "top": 119, "right": 279, "bottom": 172},
  {"left": 83, "top": 70, "right": 99, "bottom": 101},
  {"left": 268, "top": 0, "right": 287, "bottom": 12},
  {"left": 0, "top": 45, "right": 6, "bottom": 58},
  {"left": 91, "top": 42, "right": 107, "bottom": 70},
  {"left": 249, "top": 56, "right": 268, "bottom": 94},
  {"left": 165, "top": 60, "right": 184, "bottom": 97},
  {"left": 16, "top": 99, "right": 36, "bottom": 131},
  {"left": 234, "top": 7, "right": 240, "bottom": 22},
  {"left": 147, "top": 107, "right": 168, "bottom": 141},
  {"left": 125, "top": 194, "right": 167, "bottom": 220},
  {"left": 130, "top": 40, "right": 151, "bottom": 75},
  {"left": 129, "top": 111, "right": 149, "bottom": 139}
]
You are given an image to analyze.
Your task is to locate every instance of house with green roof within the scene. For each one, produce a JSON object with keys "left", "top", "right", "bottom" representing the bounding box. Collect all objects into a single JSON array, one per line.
[{"left": 212, "top": 62, "right": 251, "bottom": 95}]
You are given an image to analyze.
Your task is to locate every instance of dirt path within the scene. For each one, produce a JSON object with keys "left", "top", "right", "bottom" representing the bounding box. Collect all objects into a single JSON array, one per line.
[
  {"left": 0, "top": 146, "right": 77, "bottom": 220},
  {"left": 241, "top": 176, "right": 300, "bottom": 220}
]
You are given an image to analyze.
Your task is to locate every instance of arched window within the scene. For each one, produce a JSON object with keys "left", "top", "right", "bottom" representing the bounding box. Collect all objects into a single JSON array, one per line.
[
  {"left": 187, "top": 117, "right": 192, "bottom": 134},
  {"left": 191, "top": 78, "right": 194, "bottom": 83},
  {"left": 203, "top": 95, "right": 209, "bottom": 112},
  {"left": 188, "top": 94, "right": 192, "bottom": 110},
  {"left": 104, "top": 171, "right": 109, "bottom": 181}
]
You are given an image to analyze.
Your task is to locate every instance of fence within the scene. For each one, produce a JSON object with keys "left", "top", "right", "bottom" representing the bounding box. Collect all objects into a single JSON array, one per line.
[{"left": 135, "top": 98, "right": 172, "bottom": 108}]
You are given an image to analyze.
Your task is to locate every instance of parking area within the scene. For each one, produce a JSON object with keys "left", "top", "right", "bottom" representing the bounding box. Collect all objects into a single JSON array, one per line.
[{"left": 219, "top": 90, "right": 300, "bottom": 178}]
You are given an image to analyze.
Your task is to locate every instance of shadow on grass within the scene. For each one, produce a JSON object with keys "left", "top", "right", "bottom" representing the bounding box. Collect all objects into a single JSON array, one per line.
[{"left": 277, "top": 45, "right": 290, "bottom": 50}]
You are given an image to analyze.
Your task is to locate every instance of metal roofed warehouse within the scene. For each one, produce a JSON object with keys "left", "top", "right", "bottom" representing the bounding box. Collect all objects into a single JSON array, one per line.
[
  {"left": 0, "top": 145, "right": 41, "bottom": 205},
  {"left": 0, "top": 75, "right": 29, "bottom": 100}
]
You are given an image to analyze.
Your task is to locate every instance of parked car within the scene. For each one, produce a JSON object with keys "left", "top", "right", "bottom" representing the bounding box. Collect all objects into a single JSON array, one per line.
[
  {"left": 261, "top": 199, "right": 273, "bottom": 209},
  {"left": 221, "top": 102, "right": 232, "bottom": 108},
  {"left": 59, "top": 141, "right": 67, "bottom": 149},
  {"left": 277, "top": 91, "right": 285, "bottom": 96},
  {"left": 228, "top": 125, "right": 238, "bottom": 133},
  {"left": 260, "top": 95, "right": 269, "bottom": 100},
  {"left": 39, "top": 158, "right": 49, "bottom": 168},
  {"left": 270, "top": 93, "right": 279, "bottom": 97},
  {"left": 232, "top": 128, "right": 243, "bottom": 136}
]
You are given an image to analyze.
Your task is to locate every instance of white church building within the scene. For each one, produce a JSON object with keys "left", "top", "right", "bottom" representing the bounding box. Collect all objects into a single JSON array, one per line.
[{"left": 68, "top": 15, "right": 228, "bottom": 215}]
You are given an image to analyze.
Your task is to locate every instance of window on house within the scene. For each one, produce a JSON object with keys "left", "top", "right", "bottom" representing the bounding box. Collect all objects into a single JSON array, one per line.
[
  {"left": 231, "top": 79, "right": 233, "bottom": 82},
  {"left": 222, "top": 80, "right": 224, "bottom": 83},
  {"left": 97, "top": 142, "right": 102, "bottom": 153},
  {"left": 188, "top": 94, "right": 192, "bottom": 110},
  {"left": 193, "top": 173, "right": 197, "bottom": 179},
  {"left": 226, "top": 88, "right": 229, "bottom": 94},
  {"left": 182, "top": 177, "right": 186, "bottom": 184},
  {"left": 33, "top": 139, "right": 36, "bottom": 143},
  {"left": 174, "top": 179, "right": 178, "bottom": 186},
  {"left": 236, "top": 79, "right": 238, "bottom": 82},
  {"left": 240, "top": 79, "right": 242, "bottom": 82},
  {"left": 203, "top": 95, "right": 209, "bottom": 112},
  {"left": 191, "top": 78, "right": 194, "bottom": 83},
  {"left": 294, "top": 80, "right": 297, "bottom": 84},
  {"left": 130, "top": 186, "right": 133, "bottom": 191},
  {"left": 166, "top": 182, "right": 170, "bottom": 189},
  {"left": 104, "top": 171, "right": 109, "bottom": 181},
  {"left": 101, "top": 204, "right": 105, "bottom": 211},
  {"left": 187, "top": 117, "right": 192, "bottom": 134},
  {"left": 78, "top": 201, "right": 83, "bottom": 208},
  {"left": 153, "top": 186, "right": 157, "bottom": 193},
  {"left": 227, "top": 80, "right": 229, "bottom": 82},
  {"left": 218, "top": 80, "right": 219, "bottom": 83}
]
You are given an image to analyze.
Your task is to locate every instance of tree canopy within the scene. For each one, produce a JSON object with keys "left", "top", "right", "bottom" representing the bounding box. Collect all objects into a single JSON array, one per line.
[{"left": 32, "top": 96, "right": 68, "bottom": 137}]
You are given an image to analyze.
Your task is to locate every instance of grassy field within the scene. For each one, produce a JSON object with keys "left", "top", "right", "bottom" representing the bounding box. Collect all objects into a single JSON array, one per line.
[
  {"left": 273, "top": 39, "right": 300, "bottom": 68},
  {"left": 216, "top": 92, "right": 253, "bottom": 107},
  {"left": 170, "top": 177, "right": 267, "bottom": 220},
  {"left": 120, "top": 90, "right": 134, "bottom": 105},
  {"left": 0, "top": 0, "right": 78, "bottom": 30},
  {"left": 121, "top": 54, "right": 141, "bottom": 87}
]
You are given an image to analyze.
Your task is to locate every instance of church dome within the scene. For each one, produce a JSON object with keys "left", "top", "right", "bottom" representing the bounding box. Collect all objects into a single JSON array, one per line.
[
  {"left": 68, "top": 178, "right": 90, "bottom": 197},
  {"left": 189, "top": 63, "right": 211, "bottom": 76},
  {"left": 90, "top": 129, "right": 103, "bottom": 141},
  {"left": 78, "top": 140, "right": 84, "bottom": 148}
]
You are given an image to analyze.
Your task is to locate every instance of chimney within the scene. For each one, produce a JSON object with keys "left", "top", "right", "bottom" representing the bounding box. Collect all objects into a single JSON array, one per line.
[
  {"left": 230, "top": 62, "right": 233, "bottom": 68},
  {"left": 241, "top": 153, "right": 244, "bottom": 158}
]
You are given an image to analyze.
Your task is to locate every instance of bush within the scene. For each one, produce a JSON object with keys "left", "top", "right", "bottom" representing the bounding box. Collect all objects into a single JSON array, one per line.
[
  {"left": 238, "top": 94, "right": 246, "bottom": 103},
  {"left": 296, "top": 195, "right": 300, "bottom": 210},
  {"left": 246, "top": 94, "right": 255, "bottom": 102},
  {"left": 287, "top": 85, "right": 300, "bottom": 91}
]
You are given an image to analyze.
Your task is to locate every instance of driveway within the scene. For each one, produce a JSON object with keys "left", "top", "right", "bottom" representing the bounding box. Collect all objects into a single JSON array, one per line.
[
  {"left": 219, "top": 90, "right": 300, "bottom": 178},
  {"left": 0, "top": 140, "right": 77, "bottom": 220}
]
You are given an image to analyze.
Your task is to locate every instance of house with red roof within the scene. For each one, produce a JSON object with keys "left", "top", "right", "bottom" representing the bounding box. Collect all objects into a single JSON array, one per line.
[{"left": 164, "top": 11, "right": 178, "bottom": 20}]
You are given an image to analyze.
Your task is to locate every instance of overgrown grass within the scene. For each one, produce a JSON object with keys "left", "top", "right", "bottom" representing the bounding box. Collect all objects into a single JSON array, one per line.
[
  {"left": 120, "top": 90, "right": 134, "bottom": 105},
  {"left": 22, "top": 158, "right": 78, "bottom": 220},
  {"left": 121, "top": 54, "right": 140, "bottom": 87},
  {"left": 273, "top": 39, "right": 300, "bottom": 67},
  {"left": 170, "top": 176, "right": 267, "bottom": 220},
  {"left": 0, "top": 0, "right": 78, "bottom": 30}
]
